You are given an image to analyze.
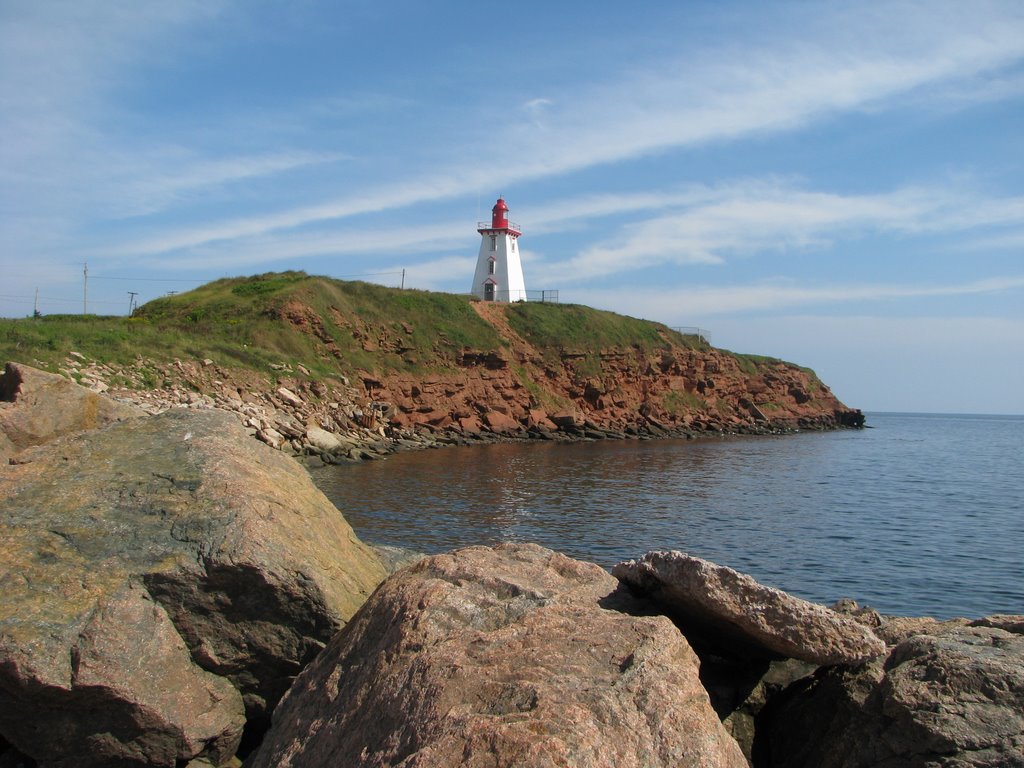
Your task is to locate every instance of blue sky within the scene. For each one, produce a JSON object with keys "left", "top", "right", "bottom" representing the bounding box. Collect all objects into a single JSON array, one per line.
[{"left": 2, "top": 1, "right": 1022, "bottom": 414}]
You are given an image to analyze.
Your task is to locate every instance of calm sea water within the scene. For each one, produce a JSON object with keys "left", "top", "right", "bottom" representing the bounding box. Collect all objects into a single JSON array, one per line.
[{"left": 311, "top": 413, "right": 1023, "bottom": 619}]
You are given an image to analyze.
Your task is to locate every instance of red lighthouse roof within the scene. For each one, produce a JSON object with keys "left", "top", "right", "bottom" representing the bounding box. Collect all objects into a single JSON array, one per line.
[
  {"left": 491, "top": 197, "right": 509, "bottom": 229},
  {"left": 478, "top": 196, "right": 520, "bottom": 235}
]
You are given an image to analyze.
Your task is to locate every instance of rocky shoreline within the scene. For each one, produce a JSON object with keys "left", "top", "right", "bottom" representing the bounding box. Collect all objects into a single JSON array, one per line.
[
  {"left": 3, "top": 363, "right": 1018, "bottom": 768},
  {"left": 20, "top": 350, "right": 864, "bottom": 471}
]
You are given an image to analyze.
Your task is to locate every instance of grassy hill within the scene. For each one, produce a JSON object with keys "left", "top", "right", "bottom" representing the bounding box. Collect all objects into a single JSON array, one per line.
[
  {"left": 1, "top": 272, "right": 855, "bottom": 434},
  {"left": 0, "top": 272, "right": 713, "bottom": 380}
]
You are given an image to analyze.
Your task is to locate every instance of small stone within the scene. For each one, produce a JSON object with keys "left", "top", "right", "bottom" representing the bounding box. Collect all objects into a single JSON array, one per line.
[
  {"left": 257, "top": 427, "right": 285, "bottom": 449},
  {"left": 276, "top": 387, "right": 303, "bottom": 407},
  {"left": 304, "top": 426, "right": 343, "bottom": 453}
]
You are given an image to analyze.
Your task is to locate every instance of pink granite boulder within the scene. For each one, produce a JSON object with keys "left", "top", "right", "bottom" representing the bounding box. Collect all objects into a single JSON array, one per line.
[
  {"left": 249, "top": 543, "right": 747, "bottom": 768},
  {"left": 613, "top": 550, "right": 885, "bottom": 665}
]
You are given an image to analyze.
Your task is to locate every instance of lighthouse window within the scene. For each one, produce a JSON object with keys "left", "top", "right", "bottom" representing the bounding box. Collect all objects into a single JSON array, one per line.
[
  {"left": 511, "top": 240, "right": 516, "bottom": 252},
  {"left": 488, "top": 258, "right": 495, "bottom": 275},
  {"left": 490, "top": 235, "right": 497, "bottom": 251}
]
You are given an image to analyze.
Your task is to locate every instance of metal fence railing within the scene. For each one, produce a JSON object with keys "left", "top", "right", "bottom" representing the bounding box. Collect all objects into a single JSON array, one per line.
[
  {"left": 671, "top": 326, "right": 712, "bottom": 345},
  {"left": 481, "top": 289, "right": 559, "bottom": 303}
]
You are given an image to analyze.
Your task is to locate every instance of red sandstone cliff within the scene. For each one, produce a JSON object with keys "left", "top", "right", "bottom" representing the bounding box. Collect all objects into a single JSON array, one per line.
[
  {"left": 358, "top": 302, "right": 859, "bottom": 438},
  {"left": 15, "top": 292, "right": 860, "bottom": 454}
]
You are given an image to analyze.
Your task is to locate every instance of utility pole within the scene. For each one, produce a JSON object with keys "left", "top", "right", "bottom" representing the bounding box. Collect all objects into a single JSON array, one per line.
[
  {"left": 83, "top": 262, "right": 88, "bottom": 314},
  {"left": 33, "top": 288, "right": 39, "bottom": 317},
  {"left": 127, "top": 291, "right": 138, "bottom": 316},
  {"left": 401, "top": 269, "right": 405, "bottom": 290}
]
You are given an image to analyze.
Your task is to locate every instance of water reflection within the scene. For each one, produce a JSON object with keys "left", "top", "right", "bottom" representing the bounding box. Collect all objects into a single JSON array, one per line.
[{"left": 312, "top": 415, "right": 1024, "bottom": 619}]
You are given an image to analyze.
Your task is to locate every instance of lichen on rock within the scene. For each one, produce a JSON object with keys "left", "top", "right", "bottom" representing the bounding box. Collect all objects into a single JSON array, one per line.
[{"left": 0, "top": 398, "right": 388, "bottom": 766}]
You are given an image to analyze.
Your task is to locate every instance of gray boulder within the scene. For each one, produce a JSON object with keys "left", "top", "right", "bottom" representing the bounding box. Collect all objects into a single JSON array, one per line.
[
  {"left": 0, "top": 407, "right": 387, "bottom": 766},
  {"left": 874, "top": 615, "right": 971, "bottom": 646},
  {"left": 249, "top": 543, "right": 747, "bottom": 768},
  {"left": 613, "top": 551, "right": 886, "bottom": 665},
  {"left": 758, "top": 625, "right": 1024, "bottom": 767},
  {"left": 0, "top": 582, "right": 244, "bottom": 767}
]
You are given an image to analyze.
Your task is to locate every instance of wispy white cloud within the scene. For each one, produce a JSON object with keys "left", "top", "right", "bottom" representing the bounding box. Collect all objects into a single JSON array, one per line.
[
  {"left": 399, "top": 256, "right": 477, "bottom": 291},
  {"left": 111, "top": 172, "right": 489, "bottom": 256},
  {"left": 528, "top": 181, "right": 1024, "bottom": 284},
  {"left": 519, "top": 188, "right": 718, "bottom": 234},
  {"left": 138, "top": 220, "right": 469, "bottom": 271},
  {"left": 0, "top": 2, "right": 221, "bottom": 113},
  {"left": 578, "top": 275, "right": 1024, "bottom": 320},
  {"left": 495, "top": 1, "right": 1024, "bottom": 181},
  {"left": 0, "top": 1, "right": 232, "bottom": 220},
  {"left": 522, "top": 98, "right": 554, "bottom": 128},
  {"left": 122, "top": 176, "right": 1023, "bottom": 283},
  {"left": 94, "top": 0, "right": 1024, "bottom": 255},
  {"left": 958, "top": 228, "right": 1024, "bottom": 253},
  {"left": 119, "top": 150, "right": 349, "bottom": 216}
]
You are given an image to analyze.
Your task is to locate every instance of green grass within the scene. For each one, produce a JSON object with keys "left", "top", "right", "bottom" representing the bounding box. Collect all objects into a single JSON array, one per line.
[
  {"left": 727, "top": 353, "right": 776, "bottom": 376},
  {"left": 724, "top": 352, "right": 826, "bottom": 395},
  {"left": 511, "top": 363, "right": 573, "bottom": 413},
  {"left": 662, "top": 388, "right": 707, "bottom": 415},
  {"left": 720, "top": 350, "right": 811, "bottom": 377},
  {"left": 1, "top": 272, "right": 827, "bottom": 399},
  {"left": 293, "top": 279, "right": 502, "bottom": 359},
  {"left": 504, "top": 302, "right": 682, "bottom": 359},
  {"left": 0, "top": 273, "right": 506, "bottom": 380}
]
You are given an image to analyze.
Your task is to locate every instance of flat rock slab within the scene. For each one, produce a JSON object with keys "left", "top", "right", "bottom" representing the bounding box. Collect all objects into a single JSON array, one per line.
[
  {"left": 0, "top": 407, "right": 387, "bottom": 766},
  {"left": 249, "top": 543, "right": 747, "bottom": 768},
  {"left": 613, "top": 551, "right": 885, "bottom": 665},
  {"left": 971, "top": 614, "right": 1024, "bottom": 634}
]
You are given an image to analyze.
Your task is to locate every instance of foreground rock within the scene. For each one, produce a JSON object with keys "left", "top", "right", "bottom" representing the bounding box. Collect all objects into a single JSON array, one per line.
[
  {"left": 0, "top": 407, "right": 387, "bottom": 766},
  {"left": 613, "top": 551, "right": 885, "bottom": 665},
  {"left": 249, "top": 543, "right": 747, "bottom": 768},
  {"left": 758, "top": 624, "right": 1024, "bottom": 767},
  {"left": 0, "top": 361, "right": 143, "bottom": 462}
]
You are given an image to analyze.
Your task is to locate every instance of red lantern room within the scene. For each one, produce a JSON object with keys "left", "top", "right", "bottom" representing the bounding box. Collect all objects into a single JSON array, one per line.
[{"left": 491, "top": 197, "right": 509, "bottom": 229}]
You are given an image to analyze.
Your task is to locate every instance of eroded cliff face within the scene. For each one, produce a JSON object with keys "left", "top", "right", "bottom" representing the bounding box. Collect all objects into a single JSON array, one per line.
[
  {"left": 34, "top": 299, "right": 860, "bottom": 464},
  {"left": 370, "top": 302, "right": 859, "bottom": 437}
]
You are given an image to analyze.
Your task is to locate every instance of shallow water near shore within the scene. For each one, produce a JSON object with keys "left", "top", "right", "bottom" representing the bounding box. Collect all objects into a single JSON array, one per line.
[{"left": 311, "top": 412, "right": 1024, "bottom": 620}]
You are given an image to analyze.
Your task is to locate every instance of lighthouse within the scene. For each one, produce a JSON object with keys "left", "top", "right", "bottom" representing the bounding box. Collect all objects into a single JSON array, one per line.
[{"left": 471, "top": 197, "right": 527, "bottom": 302}]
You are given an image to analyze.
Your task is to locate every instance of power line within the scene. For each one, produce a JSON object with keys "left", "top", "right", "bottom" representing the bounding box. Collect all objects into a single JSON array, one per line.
[
  {"left": 6, "top": 270, "right": 406, "bottom": 283},
  {"left": 3, "top": 269, "right": 412, "bottom": 317},
  {"left": 89, "top": 275, "right": 208, "bottom": 283},
  {"left": 0, "top": 294, "right": 134, "bottom": 307},
  {"left": 334, "top": 271, "right": 405, "bottom": 279}
]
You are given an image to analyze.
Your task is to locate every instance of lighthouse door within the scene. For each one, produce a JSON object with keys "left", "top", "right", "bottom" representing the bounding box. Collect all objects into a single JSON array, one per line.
[{"left": 483, "top": 282, "right": 495, "bottom": 301}]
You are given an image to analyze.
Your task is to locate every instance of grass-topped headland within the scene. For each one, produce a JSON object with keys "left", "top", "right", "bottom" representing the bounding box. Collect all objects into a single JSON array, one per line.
[
  {"left": 0, "top": 271, "right": 857, "bottom": 434},
  {"left": 2, "top": 273, "right": 493, "bottom": 378},
  {"left": 504, "top": 301, "right": 708, "bottom": 356},
  {"left": 1, "top": 272, "right": 711, "bottom": 380}
]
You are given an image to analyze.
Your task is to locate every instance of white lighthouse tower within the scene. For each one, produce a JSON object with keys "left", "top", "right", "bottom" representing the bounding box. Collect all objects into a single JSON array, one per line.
[{"left": 471, "top": 197, "right": 527, "bottom": 302}]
